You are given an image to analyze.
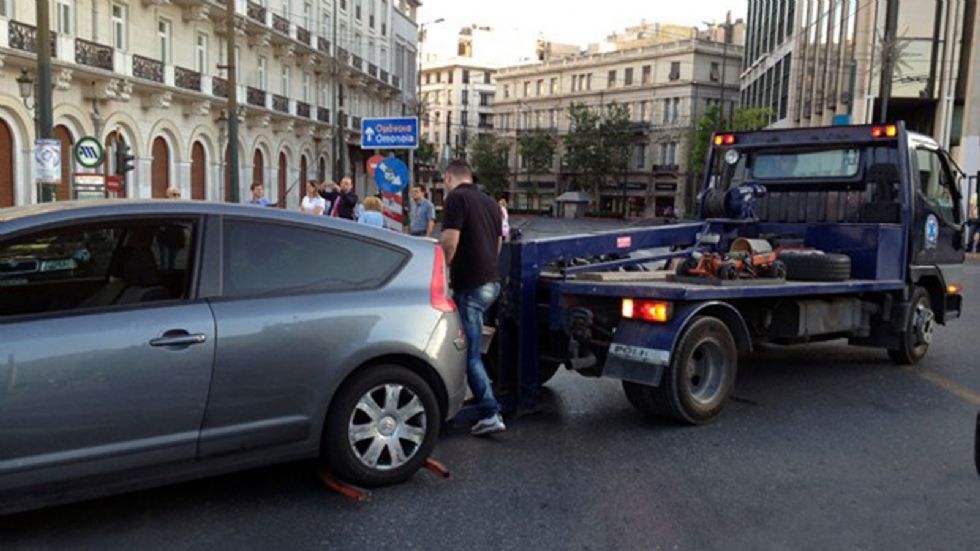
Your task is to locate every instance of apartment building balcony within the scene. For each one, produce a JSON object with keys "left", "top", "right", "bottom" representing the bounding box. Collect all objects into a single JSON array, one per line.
[
  {"left": 272, "top": 94, "right": 290, "bottom": 114},
  {"left": 7, "top": 21, "right": 57, "bottom": 57},
  {"left": 212, "top": 76, "right": 229, "bottom": 99},
  {"left": 132, "top": 55, "right": 164, "bottom": 83},
  {"left": 175, "top": 67, "right": 203, "bottom": 93},
  {"left": 296, "top": 101, "right": 311, "bottom": 119},
  {"left": 247, "top": 86, "right": 268, "bottom": 108},
  {"left": 317, "top": 107, "right": 331, "bottom": 124},
  {"left": 75, "top": 38, "right": 114, "bottom": 72}
]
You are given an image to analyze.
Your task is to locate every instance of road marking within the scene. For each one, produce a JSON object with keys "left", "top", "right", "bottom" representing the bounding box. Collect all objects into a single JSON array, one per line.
[{"left": 905, "top": 367, "right": 980, "bottom": 407}]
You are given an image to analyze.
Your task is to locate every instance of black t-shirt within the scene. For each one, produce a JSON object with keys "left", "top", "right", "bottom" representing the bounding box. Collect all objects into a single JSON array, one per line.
[{"left": 442, "top": 184, "right": 502, "bottom": 291}]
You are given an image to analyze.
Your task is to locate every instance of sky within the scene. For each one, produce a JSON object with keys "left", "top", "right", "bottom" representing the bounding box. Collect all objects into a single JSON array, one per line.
[{"left": 417, "top": 0, "right": 747, "bottom": 51}]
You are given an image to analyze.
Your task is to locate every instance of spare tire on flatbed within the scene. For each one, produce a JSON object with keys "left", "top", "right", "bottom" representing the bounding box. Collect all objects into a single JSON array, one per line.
[{"left": 778, "top": 251, "right": 851, "bottom": 282}]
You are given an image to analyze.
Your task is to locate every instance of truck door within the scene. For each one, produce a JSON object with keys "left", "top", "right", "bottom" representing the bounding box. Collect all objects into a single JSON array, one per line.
[{"left": 911, "top": 146, "right": 964, "bottom": 264}]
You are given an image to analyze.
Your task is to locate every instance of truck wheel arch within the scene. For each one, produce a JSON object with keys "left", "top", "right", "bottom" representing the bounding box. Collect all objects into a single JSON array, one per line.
[
  {"left": 908, "top": 267, "right": 947, "bottom": 324},
  {"left": 675, "top": 302, "right": 753, "bottom": 355}
]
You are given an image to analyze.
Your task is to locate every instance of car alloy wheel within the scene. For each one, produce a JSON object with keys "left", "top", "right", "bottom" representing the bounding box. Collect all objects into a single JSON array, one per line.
[{"left": 348, "top": 383, "right": 427, "bottom": 471}]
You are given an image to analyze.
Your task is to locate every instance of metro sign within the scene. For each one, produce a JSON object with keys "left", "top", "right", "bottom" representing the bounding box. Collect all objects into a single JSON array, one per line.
[{"left": 74, "top": 137, "right": 105, "bottom": 169}]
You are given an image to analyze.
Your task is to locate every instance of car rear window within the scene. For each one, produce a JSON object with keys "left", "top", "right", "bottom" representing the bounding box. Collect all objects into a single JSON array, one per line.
[
  {"left": 751, "top": 148, "right": 861, "bottom": 180},
  {"left": 222, "top": 219, "right": 408, "bottom": 298}
]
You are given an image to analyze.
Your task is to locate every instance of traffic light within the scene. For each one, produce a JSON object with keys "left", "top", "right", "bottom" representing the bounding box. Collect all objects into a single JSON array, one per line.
[{"left": 115, "top": 140, "right": 135, "bottom": 176}]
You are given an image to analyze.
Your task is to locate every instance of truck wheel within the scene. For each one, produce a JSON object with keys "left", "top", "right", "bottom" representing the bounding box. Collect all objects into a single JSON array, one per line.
[
  {"left": 778, "top": 251, "right": 851, "bottom": 281},
  {"left": 718, "top": 262, "right": 738, "bottom": 280},
  {"left": 622, "top": 317, "right": 737, "bottom": 424},
  {"left": 322, "top": 365, "right": 440, "bottom": 487},
  {"left": 888, "top": 287, "right": 935, "bottom": 365}
]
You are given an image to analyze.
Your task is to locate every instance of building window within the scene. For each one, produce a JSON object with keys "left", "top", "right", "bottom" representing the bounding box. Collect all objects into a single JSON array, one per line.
[
  {"left": 281, "top": 65, "right": 291, "bottom": 96},
  {"left": 340, "top": 0, "right": 346, "bottom": 11},
  {"left": 479, "top": 93, "right": 491, "bottom": 107},
  {"left": 550, "top": 77, "right": 558, "bottom": 94},
  {"left": 462, "top": 90, "right": 469, "bottom": 105},
  {"left": 355, "top": 0, "right": 361, "bottom": 19},
  {"left": 447, "top": 70, "right": 453, "bottom": 84},
  {"left": 536, "top": 79, "right": 543, "bottom": 96},
  {"left": 0, "top": 0, "right": 11, "bottom": 17},
  {"left": 321, "top": 11, "right": 331, "bottom": 36},
  {"left": 57, "top": 0, "right": 74, "bottom": 35},
  {"left": 641, "top": 65, "right": 651, "bottom": 84},
  {"left": 624, "top": 68, "right": 634, "bottom": 86},
  {"left": 640, "top": 101, "right": 649, "bottom": 121},
  {"left": 633, "top": 143, "right": 647, "bottom": 169},
  {"left": 196, "top": 32, "right": 208, "bottom": 74},
  {"left": 461, "top": 111, "right": 468, "bottom": 127},
  {"left": 710, "top": 62, "right": 720, "bottom": 82},
  {"left": 257, "top": 56, "right": 267, "bottom": 88},
  {"left": 158, "top": 18, "right": 172, "bottom": 64},
  {"left": 112, "top": 3, "right": 128, "bottom": 50},
  {"left": 462, "top": 69, "right": 470, "bottom": 84},
  {"left": 608, "top": 70, "right": 616, "bottom": 88},
  {"left": 503, "top": 85, "right": 510, "bottom": 98},
  {"left": 281, "top": 0, "right": 291, "bottom": 20},
  {"left": 669, "top": 61, "right": 681, "bottom": 80},
  {"left": 523, "top": 81, "right": 530, "bottom": 97},
  {"left": 303, "top": 1, "right": 312, "bottom": 29},
  {"left": 484, "top": 72, "right": 492, "bottom": 84}
]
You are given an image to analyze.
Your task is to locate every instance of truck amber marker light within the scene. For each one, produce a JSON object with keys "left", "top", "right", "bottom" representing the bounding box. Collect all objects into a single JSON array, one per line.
[
  {"left": 713, "top": 134, "right": 736, "bottom": 146},
  {"left": 622, "top": 299, "right": 671, "bottom": 323},
  {"left": 948, "top": 284, "right": 962, "bottom": 294},
  {"left": 871, "top": 124, "right": 898, "bottom": 138}
]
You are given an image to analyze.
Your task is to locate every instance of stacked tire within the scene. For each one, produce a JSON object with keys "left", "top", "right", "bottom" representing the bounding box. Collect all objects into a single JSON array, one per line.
[{"left": 777, "top": 251, "right": 851, "bottom": 282}]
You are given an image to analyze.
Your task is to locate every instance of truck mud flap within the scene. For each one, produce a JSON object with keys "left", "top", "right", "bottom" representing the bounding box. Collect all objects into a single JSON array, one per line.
[{"left": 603, "top": 318, "right": 685, "bottom": 387}]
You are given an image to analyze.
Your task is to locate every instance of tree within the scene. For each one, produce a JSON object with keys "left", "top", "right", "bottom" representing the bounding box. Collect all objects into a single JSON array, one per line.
[
  {"left": 599, "top": 103, "right": 633, "bottom": 216},
  {"left": 564, "top": 102, "right": 634, "bottom": 212},
  {"left": 416, "top": 137, "right": 436, "bottom": 166},
  {"left": 469, "top": 133, "right": 510, "bottom": 198},
  {"left": 517, "top": 129, "right": 557, "bottom": 208},
  {"left": 687, "top": 105, "right": 772, "bottom": 183}
]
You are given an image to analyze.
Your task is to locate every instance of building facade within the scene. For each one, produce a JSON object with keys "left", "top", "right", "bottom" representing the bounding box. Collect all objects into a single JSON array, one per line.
[
  {"left": 494, "top": 38, "right": 743, "bottom": 216},
  {"left": 0, "top": 0, "right": 418, "bottom": 209},
  {"left": 419, "top": 61, "right": 495, "bottom": 165},
  {"left": 740, "top": 0, "right": 979, "bottom": 175}
]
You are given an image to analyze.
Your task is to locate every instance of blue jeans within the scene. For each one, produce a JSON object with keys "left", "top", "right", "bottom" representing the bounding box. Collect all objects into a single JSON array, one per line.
[{"left": 454, "top": 282, "right": 501, "bottom": 419}]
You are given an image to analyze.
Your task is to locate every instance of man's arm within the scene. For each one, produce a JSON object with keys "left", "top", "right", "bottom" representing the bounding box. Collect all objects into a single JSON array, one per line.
[
  {"left": 424, "top": 203, "right": 436, "bottom": 237},
  {"left": 440, "top": 229, "right": 460, "bottom": 264}
]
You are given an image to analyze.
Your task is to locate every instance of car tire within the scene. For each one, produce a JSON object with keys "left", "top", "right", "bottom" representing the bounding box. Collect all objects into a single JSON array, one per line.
[
  {"left": 778, "top": 251, "right": 851, "bottom": 281},
  {"left": 622, "top": 316, "right": 737, "bottom": 424},
  {"left": 887, "top": 286, "right": 935, "bottom": 366},
  {"left": 322, "top": 364, "right": 440, "bottom": 487}
]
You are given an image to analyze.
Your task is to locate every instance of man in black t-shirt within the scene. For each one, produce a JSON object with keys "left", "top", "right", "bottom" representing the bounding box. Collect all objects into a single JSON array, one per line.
[
  {"left": 318, "top": 177, "right": 359, "bottom": 219},
  {"left": 440, "top": 161, "right": 505, "bottom": 436}
]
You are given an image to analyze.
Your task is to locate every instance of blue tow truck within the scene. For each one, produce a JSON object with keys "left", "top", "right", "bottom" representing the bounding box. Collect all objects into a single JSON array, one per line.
[{"left": 487, "top": 122, "right": 967, "bottom": 424}]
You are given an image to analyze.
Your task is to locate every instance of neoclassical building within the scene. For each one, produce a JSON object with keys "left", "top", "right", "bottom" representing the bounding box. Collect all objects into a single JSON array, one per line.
[{"left": 0, "top": 0, "right": 419, "bottom": 208}]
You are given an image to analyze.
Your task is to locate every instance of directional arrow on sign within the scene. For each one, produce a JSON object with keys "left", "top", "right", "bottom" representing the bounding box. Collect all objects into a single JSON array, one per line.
[{"left": 364, "top": 126, "right": 376, "bottom": 142}]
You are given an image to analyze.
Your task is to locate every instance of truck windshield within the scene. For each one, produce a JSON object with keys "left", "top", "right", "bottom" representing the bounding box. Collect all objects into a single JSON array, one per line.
[{"left": 752, "top": 149, "right": 861, "bottom": 180}]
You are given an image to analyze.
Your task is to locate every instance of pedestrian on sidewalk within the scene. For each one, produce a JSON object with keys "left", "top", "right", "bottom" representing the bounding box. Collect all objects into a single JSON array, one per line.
[
  {"left": 968, "top": 194, "right": 979, "bottom": 253},
  {"left": 440, "top": 160, "right": 506, "bottom": 436},
  {"left": 357, "top": 196, "right": 385, "bottom": 228},
  {"left": 247, "top": 182, "right": 271, "bottom": 206},
  {"left": 300, "top": 181, "right": 326, "bottom": 215},
  {"left": 320, "top": 177, "right": 359, "bottom": 219},
  {"left": 498, "top": 195, "right": 511, "bottom": 242},
  {"left": 409, "top": 184, "right": 436, "bottom": 237}
]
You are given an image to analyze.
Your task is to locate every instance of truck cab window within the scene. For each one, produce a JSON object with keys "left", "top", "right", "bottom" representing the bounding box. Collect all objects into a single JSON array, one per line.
[{"left": 915, "top": 148, "right": 959, "bottom": 225}]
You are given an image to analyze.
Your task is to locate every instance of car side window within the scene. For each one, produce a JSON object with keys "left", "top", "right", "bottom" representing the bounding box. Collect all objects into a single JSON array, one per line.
[
  {"left": 221, "top": 219, "right": 407, "bottom": 298},
  {"left": 1, "top": 219, "right": 198, "bottom": 317},
  {"left": 915, "top": 148, "right": 959, "bottom": 225}
]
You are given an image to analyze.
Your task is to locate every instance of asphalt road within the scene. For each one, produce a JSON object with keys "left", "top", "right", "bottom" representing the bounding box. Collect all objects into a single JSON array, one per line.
[{"left": 3, "top": 254, "right": 979, "bottom": 549}]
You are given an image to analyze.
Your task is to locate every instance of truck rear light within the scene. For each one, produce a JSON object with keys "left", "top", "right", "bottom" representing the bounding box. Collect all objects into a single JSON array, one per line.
[
  {"left": 713, "top": 134, "right": 736, "bottom": 146},
  {"left": 431, "top": 246, "right": 456, "bottom": 313},
  {"left": 622, "top": 299, "right": 672, "bottom": 323},
  {"left": 947, "top": 284, "right": 961, "bottom": 294},
  {"left": 871, "top": 124, "right": 897, "bottom": 138}
]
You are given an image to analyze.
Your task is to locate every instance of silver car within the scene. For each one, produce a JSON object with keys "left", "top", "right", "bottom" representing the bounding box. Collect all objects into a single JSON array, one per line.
[{"left": 0, "top": 201, "right": 467, "bottom": 514}]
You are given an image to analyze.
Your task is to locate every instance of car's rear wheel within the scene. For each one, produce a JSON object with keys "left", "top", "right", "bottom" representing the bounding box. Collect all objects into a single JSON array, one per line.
[{"left": 323, "top": 365, "right": 440, "bottom": 487}]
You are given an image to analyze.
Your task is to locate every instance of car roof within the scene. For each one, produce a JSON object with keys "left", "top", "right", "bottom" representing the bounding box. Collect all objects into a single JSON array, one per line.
[{"left": 0, "top": 200, "right": 431, "bottom": 250}]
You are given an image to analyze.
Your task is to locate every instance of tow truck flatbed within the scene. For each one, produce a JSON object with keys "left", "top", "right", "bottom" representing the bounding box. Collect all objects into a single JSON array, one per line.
[{"left": 550, "top": 277, "right": 906, "bottom": 301}]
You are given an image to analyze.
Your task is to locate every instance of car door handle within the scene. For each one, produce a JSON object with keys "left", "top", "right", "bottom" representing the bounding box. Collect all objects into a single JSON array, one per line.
[{"left": 150, "top": 332, "right": 208, "bottom": 347}]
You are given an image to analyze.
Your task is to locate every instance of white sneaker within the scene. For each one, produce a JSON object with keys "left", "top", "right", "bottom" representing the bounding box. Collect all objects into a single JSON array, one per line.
[{"left": 470, "top": 413, "right": 506, "bottom": 436}]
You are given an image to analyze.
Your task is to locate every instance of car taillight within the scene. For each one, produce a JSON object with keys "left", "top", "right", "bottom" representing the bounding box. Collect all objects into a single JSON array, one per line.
[
  {"left": 622, "top": 299, "right": 672, "bottom": 323},
  {"left": 431, "top": 246, "right": 456, "bottom": 313}
]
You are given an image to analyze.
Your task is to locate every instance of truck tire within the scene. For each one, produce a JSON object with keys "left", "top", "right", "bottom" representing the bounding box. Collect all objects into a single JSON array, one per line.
[
  {"left": 887, "top": 286, "right": 935, "bottom": 365},
  {"left": 778, "top": 251, "right": 851, "bottom": 282},
  {"left": 622, "top": 316, "right": 737, "bottom": 424}
]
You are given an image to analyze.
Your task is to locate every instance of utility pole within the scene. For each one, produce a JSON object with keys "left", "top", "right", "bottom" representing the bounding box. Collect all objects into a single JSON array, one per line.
[
  {"left": 878, "top": 0, "right": 900, "bottom": 124},
  {"left": 36, "top": 0, "right": 55, "bottom": 202},
  {"left": 226, "top": 0, "right": 241, "bottom": 203},
  {"left": 333, "top": 0, "right": 342, "bottom": 181}
]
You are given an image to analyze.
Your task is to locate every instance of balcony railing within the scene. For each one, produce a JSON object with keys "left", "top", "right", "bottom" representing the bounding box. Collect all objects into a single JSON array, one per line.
[
  {"left": 132, "top": 55, "right": 164, "bottom": 83},
  {"left": 175, "top": 67, "right": 202, "bottom": 92},
  {"left": 317, "top": 107, "right": 330, "bottom": 123},
  {"left": 8, "top": 21, "right": 57, "bottom": 56},
  {"left": 336, "top": 47, "right": 349, "bottom": 63},
  {"left": 296, "top": 26, "right": 311, "bottom": 46},
  {"left": 379, "top": 69, "right": 388, "bottom": 83},
  {"left": 297, "top": 101, "right": 311, "bottom": 118},
  {"left": 272, "top": 94, "right": 289, "bottom": 113},
  {"left": 338, "top": 112, "right": 348, "bottom": 129},
  {"left": 212, "top": 76, "right": 229, "bottom": 98},
  {"left": 247, "top": 1, "right": 267, "bottom": 23},
  {"left": 392, "top": 75, "right": 400, "bottom": 88},
  {"left": 247, "top": 86, "right": 267, "bottom": 107},
  {"left": 368, "top": 64, "right": 378, "bottom": 78},
  {"left": 272, "top": 14, "right": 289, "bottom": 35},
  {"left": 351, "top": 116, "right": 361, "bottom": 130},
  {"left": 351, "top": 55, "right": 362, "bottom": 71},
  {"left": 75, "top": 38, "right": 114, "bottom": 71},
  {"left": 318, "top": 37, "right": 330, "bottom": 54}
]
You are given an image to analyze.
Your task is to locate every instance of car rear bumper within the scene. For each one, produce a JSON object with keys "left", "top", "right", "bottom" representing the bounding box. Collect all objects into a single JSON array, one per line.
[{"left": 427, "top": 313, "right": 468, "bottom": 420}]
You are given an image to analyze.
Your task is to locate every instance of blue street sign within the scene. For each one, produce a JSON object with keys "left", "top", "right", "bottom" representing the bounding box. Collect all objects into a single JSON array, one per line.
[
  {"left": 832, "top": 114, "right": 852, "bottom": 126},
  {"left": 361, "top": 117, "right": 419, "bottom": 150},
  {"left": 374, "top": 157, "right": 410, "bottom": 194}
]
